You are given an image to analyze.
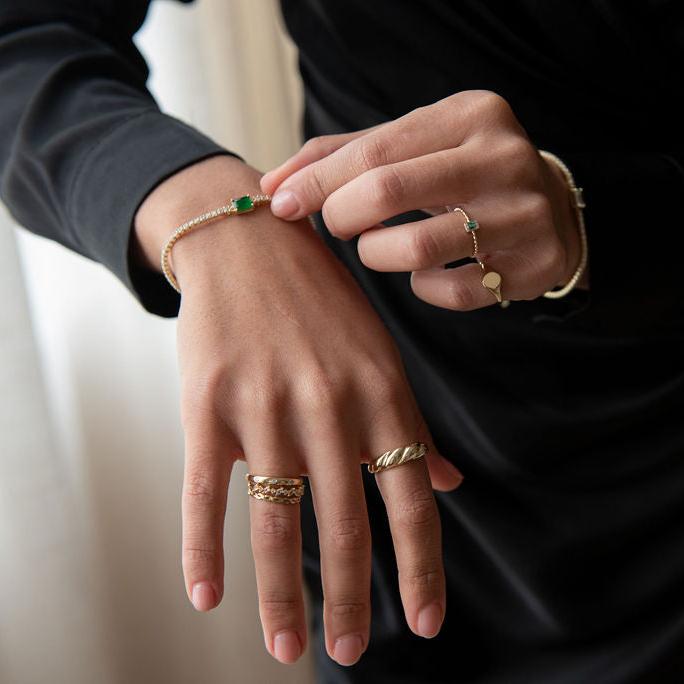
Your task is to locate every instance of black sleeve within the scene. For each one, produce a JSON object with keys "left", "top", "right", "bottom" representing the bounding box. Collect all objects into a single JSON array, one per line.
[{"left": 0, "top": 0, "right": 243, "bottom": 317}]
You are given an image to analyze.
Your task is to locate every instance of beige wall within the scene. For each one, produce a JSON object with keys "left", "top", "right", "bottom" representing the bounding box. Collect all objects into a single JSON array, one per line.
[{"left": 0, "top": 1, "right": 315, "bottom": 682}]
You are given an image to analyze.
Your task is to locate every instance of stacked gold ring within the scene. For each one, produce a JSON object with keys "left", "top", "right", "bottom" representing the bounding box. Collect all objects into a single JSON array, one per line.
[
  {"left": 245, "top": 474, "right": 306, "bottom": 504},
  {"left": 367, "top": 441, "right": 428, "bottom": 474},
  {"left": 445, "top": 205, "right": 506, "bottom": 306}
]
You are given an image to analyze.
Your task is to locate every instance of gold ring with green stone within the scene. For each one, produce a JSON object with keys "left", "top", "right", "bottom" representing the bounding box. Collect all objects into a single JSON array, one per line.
[{"left": 445, "top": 204, "right": 507, "bottom": 307}]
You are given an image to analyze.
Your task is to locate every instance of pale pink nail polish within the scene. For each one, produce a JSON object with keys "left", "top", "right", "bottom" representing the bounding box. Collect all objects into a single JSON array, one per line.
[
  {"left": 417, "top": 602, "right": 443, "bottom": 638},
  {"left": 333, "top": 634, "right": 364, "bottom": 666},
  {"left": 273, "top": 631, "right": 302, "bottom": 663},
  {"left": 191, "top": 581, "right": 216, "bottom": 611},
  {"left": 271, "top": 190, "right": 299, "bottom": 218}
]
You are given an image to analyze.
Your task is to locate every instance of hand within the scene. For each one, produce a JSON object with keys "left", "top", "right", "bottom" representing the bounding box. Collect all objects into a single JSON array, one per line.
[
  {"left": 133, "top": 155, "right": 464, "bottom": 667},
  {"left": 260, "top": 90, "right": 588, "bottom": 310}
]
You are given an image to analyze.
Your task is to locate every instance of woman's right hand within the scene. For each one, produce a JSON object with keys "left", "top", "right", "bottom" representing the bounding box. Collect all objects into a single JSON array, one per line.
[{"left": 133, "top": 155, "right": 464, "bottom": 667}]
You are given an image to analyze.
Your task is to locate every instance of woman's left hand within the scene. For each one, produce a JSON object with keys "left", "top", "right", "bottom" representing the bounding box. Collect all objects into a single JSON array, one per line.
[{"left": 260, "top": 90, "right": 587, "bottom": 310}]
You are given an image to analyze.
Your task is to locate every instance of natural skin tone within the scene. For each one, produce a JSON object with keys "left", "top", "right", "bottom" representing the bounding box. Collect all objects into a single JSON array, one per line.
[
  {"left": 261, "top": 90, "right": 588, "bottom": 301},
  {"left": 132, "top": 89, "right": 585, "bottom": 669},
  {"left": 133, "top": 155, "right": 464, "bottom": 669}
]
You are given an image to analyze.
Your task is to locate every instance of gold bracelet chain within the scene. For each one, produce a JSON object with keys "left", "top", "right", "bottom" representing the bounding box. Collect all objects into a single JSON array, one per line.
[
  {"left": 160, "top": 193, "right": 272, "bottom": 293},
  {"left": 539, "top": 150, "right": 588, "bottom": 299}
]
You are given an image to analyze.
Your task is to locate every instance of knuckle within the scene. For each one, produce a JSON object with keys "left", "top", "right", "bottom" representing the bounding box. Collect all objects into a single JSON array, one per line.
[
  {"left": 446, "top": 278, "right": 474, "bottom": 311},
  {"left": 181, "top": 367, "right": 226, "bottom": 420},
  {"left": 328, "top": 516, "right": 370, "bottom": 553},
  {"left": 473, "top": 89, "right": 513, "bottom": 119},
  {"left": 402, "top": 565, "right": 442, "bottom": 591},
  {"left": 370, "top": 166, "right": 407, "bottom": 209},
  {"left": 310, "top": 165, "right": 328, "bottom": 198},
  {"left": 329, "top": 599, "right": 368, "bottom": 621},
  {"left": 355, "top": 136, "right": 390, "bottom": 173},
  {"left": 498, "top": 135, "right": 533, "bottom": 166},
  {"left": 409, "top": 227, "right": 442, "bottom": 269},
  {"left": 395, "top": 488, "right": 438, "bottom": 529},
  {"left": 252, "top": 509, "right": 298, "bottom": 553},
  {"left": 183, "top": 545, "right": 218, "bottom": 566},
  {"left": 235, "top": 380, "right": 284, "bottom": 418},
  {"left": 260, "top": 590, "right": 300, "bottom": 619},
  {"left": 524, "top": 192, "right": 553, "bottom": 225},
  {"left": 295, "top": 368, "right": 348, "bottom": 417},
  {"left": 303, "top": 135, "right": 328, "bottom": 154},
  {"left": 303, "top": 164, "right": 329, "bottom": 210}
]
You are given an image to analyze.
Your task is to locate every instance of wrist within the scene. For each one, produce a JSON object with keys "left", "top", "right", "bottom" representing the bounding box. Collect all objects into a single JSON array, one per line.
[{"left": 132, "top": 154, "right": 263, "bottom": 274}]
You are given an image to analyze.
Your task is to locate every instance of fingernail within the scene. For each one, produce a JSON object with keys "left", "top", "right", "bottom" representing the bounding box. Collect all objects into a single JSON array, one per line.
[
  {"left": 274, "top": 631, "right": 302, "bottom": 664},
  {"left": 417, "top": 602, "right": 443, "bottom": 638},
  {"left": 260, "top": 170, "right": 277, "bottom": 191},
  {"left": 271, "top": 190, "right": 299, "bottom": 219},
  {"left": 191, "top": 581, "right": 216, "bottom": 611},
  {"left": 333, "top": 634, "right": 364, "bottom": 666}
]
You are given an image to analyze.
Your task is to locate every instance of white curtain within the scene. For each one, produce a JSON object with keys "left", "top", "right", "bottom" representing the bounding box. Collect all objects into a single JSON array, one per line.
[{"left": 0, "top": 1, "right": 314, "bottom": 682}]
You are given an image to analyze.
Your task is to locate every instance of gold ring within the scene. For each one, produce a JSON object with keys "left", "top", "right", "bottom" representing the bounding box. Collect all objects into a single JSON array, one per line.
[
  {"left": 245, "top": 474, "right": 306, "bottom": 504},
  {"left": 445, "top": 205, "right": 508, "bottom": 307},
  {"left": 367, "top": 441, "right": 428, "bottom": 474}
]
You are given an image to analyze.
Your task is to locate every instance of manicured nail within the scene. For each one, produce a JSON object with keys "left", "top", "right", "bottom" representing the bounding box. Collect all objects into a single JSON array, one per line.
[
  {"left": 271, "top": 190, "right": 299, "bottom": 218},
  {"left": 191, "top": 581, "right": 216, "bottom": 611},
  {"left": 417, "top": 603, "right": 443, "bottom": 638},
  {"left": 273, "top": 631, "right": 302, "bottom": 663},
  {"left": 333, "top": 634, "right": 363, "bottom": 666},
  {"left": 260, "top": 170, "right": 277, "bottom": 191}
]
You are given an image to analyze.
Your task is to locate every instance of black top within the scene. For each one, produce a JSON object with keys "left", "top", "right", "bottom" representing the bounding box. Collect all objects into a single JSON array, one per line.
[{"left": 2, "top": 2, "right": 684, "bottom": 682}]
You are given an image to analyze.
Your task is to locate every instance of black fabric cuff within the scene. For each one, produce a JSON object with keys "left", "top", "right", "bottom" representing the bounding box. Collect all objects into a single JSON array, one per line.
[{"left": 68, "top": 108, "right": 243, "bottom": 317}]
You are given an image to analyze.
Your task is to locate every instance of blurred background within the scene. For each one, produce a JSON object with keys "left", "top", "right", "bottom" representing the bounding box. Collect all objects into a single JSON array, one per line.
[{"left": 0, "top": 0, "right": 315, "bottom": 682}]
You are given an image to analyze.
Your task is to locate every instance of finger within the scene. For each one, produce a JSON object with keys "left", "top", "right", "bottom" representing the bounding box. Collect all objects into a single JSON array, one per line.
[
  {"left": 410, "top": 243, "right": 554, "bottom": 311},
  {"left": 363, "top": 409, "right": 447, "bottom": 639},
  {"left": 407, "top": 397, "right": 464, "bottom": 493},
  {"left": 268, "top": 92, "right": 476, "bottom": 221},
  {"left": 323, "top": 146, "right": 491, "bottom": 240},
  {"left": 260, "top": 127, "right": 380, "bottom": 196},
  {"left": 425, "top": 444, "right": 465, "bottom": 492},
  {"left": 304, "top": 419, "right": 372, "bottom": 667},
  {"left": 241, "top": 419, "right": 307, "bottom": 665},
  {"left": 380, "top": 363, "right": 464, "bottom": 493},
  {"left": 181, "top": 417, "right": 238, "bottom": 612},
  {"left": 356, "top": 203, "right": 520, "bottom": 272}
]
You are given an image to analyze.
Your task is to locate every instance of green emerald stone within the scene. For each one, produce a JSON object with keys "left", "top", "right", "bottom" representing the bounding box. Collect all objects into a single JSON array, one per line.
[
  {"left": 233, "top": 195, "right": 254, "bottom": 213},
  {"left": 465, "top": 219, "right": 479, "bottom": 232}
]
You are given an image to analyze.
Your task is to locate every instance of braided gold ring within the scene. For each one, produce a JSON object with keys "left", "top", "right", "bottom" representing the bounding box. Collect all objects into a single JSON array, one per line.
[{"left": 367, "top": 441, "right": 428, "bottom": 474}]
